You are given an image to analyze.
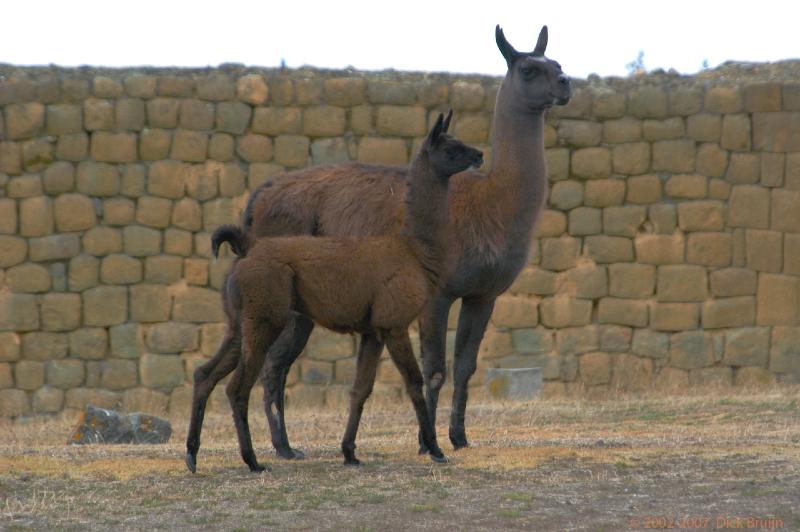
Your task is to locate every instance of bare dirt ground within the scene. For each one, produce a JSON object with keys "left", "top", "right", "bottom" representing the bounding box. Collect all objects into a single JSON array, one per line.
[{"left": 1, "top": 388, "right": 798, "bottom": 531}]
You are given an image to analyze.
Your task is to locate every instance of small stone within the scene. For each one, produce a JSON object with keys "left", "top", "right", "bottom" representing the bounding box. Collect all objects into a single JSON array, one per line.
[{"left": 69, "top": 405, "right": 134, "bottom": 444}]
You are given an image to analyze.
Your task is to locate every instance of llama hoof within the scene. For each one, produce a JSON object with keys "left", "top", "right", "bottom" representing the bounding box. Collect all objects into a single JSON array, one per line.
[
  {"left": 248, "top": 463, "right": 271, "bottom": 473},
  {"left": 449, "top": 431, "right": 469, "bottom": 450},
  {"left": 185, "top": 452, "right": 197, "bottom": 474},
  {"left": 429, "top": 452, "right": 449, "bottom": 464},
  {"left": 343, "top": 457, "right": 362, "bottom": 466},
  {"left": 276, "top": 447, "right": 305, "bottom": 460},
  {"left": 418, "top": 444, "right": 428, "bottom": 455}
]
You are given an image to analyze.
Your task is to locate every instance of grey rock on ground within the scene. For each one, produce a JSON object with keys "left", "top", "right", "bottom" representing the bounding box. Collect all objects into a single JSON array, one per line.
[{"left": 69, "top": 405, "right": 172, "bottom": 444}]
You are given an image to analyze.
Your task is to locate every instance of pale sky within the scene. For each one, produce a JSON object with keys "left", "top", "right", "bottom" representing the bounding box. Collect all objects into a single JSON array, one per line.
[{"left": 1, "top": 0, "right": 797, "bottom": 79}]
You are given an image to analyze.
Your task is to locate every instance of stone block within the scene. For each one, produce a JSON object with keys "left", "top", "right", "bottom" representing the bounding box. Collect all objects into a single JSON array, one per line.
[
  {"left": 0, "top": 389, "right": 29, "bottom": 417},
  {"left": 785, "top": 233, "right": 800, "bottom": 275},
  {"left": 608, "top": 263, "right": 654, "bottom": 298},
  {"left": 558, "top": 120, "right": 602, "bottom": 147},
  {"left": 634, "top": 233, "right": 685, "bottom": 265},
  {"left": 6, "top": 262, "right": 50, "bottom": 293},
  {"left": 727, "top": 185, "right": 769, "bottom": 228},
  {"left": 208, "top": 133, "right": 234, "bottom": 161},
  {"left": 597, "top": 298, "right": 648, "bottom": 327},
  {"left": 486, "top": 367, "right": 543, "bottom": 400},
  {"left": 19, "top": 196, "right": 54, "bottom": 237},
  {"left": 196, "top": 74, "right": 234, "bottom": 101},
  {"left": 22, "top": 138, "right": 54, "bottom": 172},
  {"left": 549, "top": 180, "right": 583, "bottom": 210},
  {"left": 784, "top": 84, "right": 800, "bottom": 110},
  {"left": 99, "top": 254, "right": 142, "bottom": 285},
  {"left": 628, "top": 86, "right": 667, "bottom": 118},
  {"left": 656, "top": 265, "right": 707, "bottom": 302},
  {"left": 545, "top": 148, "right": 570, "bottom": 181},
  {"left": 0, "top": 199, "right": 16, "bottom": 235},
  {"left": 120, "top": 164, "right": 146, "bottom": 198},
  {"left": 100, "top": 198, "right": 134, "bottom": 227},
  {"left": 171, "top": 129, "right": 208, "bottom": 162},
  {"left": 584, "top": 235, "right": 633, "bottom": 263},
  {"left": 302, "top": 328, "right": 354, "bottom": 361},
  {"left": 23, "top": 332, "right": 69, "bottom": 360},
  {"left": 571, "top": 147, "right": 611, "bottom": 178},
  {"left": 611, "top": 353, "right": 654, "bottom": 391},
  {"left": 578, "top": 352, "right": 610, "bottom": 385},
  {"left": 677, "top": 200, "right": 724, "bottom": 231},
  {"left": 769, "top": 327, "right": 800, "bottom": 375},
  {"left": 535, "top": 210, "right": 567, "bottom": 237},
  {"left": 144, "top": 255, "right": 182, "bottom": 285},
  {"left": 65, "top": 388, "right": 120, "bottom": 410},
  {"left": 216, "top": 101, "right": 251, "bottom": 134},
  {"left": 769, "top": 189, "right": 800, "bottom": 233},
  {"left": 726, "top": 153, "right": 760, "bottom": 185},
  {"left": 566, "top": 263, "right": 608, "bottom": 299},
  {"left": 323, "top": 78, "right": 365, "bottom": 107},
  {"left": 689, "top": 367, "right": 733, "bottom": 387},
  {"left": 593, "top": 89, "right": 626, "bottom": 118},
  {"left": 81, "top": 226, "right": 122, "bottom": 257},
  {"left": 40, "top": 293, "right": 81, "bottom": 332},
  {"left": 753, "top": 112, "right": 800, "bottom": 152},
  {"left": 721, "top": 114, "right": 751, "bottom": 151},
  {"left": 139, "top": 128, "right": 172, "bottom": 160},
  {"left": 724, "top": 327, "right": 769, "bottom": 367},
  {"left": 102, "top": 359, "right": 138, "bottom": 390},
  {"left": 127, "top": 284, "right": 172, "bottom": 323},
  {"left": 0, "top": 363, "right": 11, "bottom": 389},
  {"left": 53, "top": 193, "right": 96, "bottom": 232},
  {"left": 4, "top": 102, "right": 45, "bottom": 140},
  {"left": 144, "top": 322, "right": 198, "bottom": 354},
  {"left": 236, "top": 74, "right": 268, "bottom": 105},
  {"left": 83, "top": 285, "right": 128, "bottom": 326},
  {"left": 670, "top": 330, "right": 714, "bottom": 369},
  {"left": 115, "top": 98, "right": 145, "bottom": 131},
  {"left": 68, "top": 327, "right": 107, "bottom": 360},
  {"left": 375, "top": 105, "right": 426, "bottom": 137},
  {"left": 491, "top": 295, "right": 539, "bottom": 328},
  {"left": 122, "top": 388, "right": 170, "bottom": 416},
  {"left": 760, "top": 152, "right": 785, "bottom": 187},
  {"left": 686, "top": 114, "right": 721, "bottom": 142},
  {"left": 83, "top": 98, "right": 114, "bottom": 130},
  {"left": 652, "top": 140, "right": 695, "bottom": 173},
  {"left": 643, "top": 117, "right": 684, "bottom": 140},
  {"left": 745, "top": 229, "right": 782, "bottom": 273},
  {"left": 449, "top": 81, "right": 484, "bottom": 110},
  {"left": 510, "top": 268, "right": 558, "bottom": 296},
  {"left": 252, "top": 107, "right": 302, "bottom": 136},
  {"left": 32, "top": 386, "right": 64, "bottom": 413},
  {"left": 603, "top": 117, "right": 641, "bottom": 143},
  {"left": 146, "top": 97, "right": 179, "bottom": 128},
  {"left": 44, "top": 162, "right": 78, "bottom": 197},
  {"left": 757, "top": 274, "right": 798, "bottom": 326},
  {"left": 76, "top": 161, "right": 120, "bottom": 197},
  {"left": 162, "top": 228, "right": 192, "bottom": 258},
  {"left": 236, "top": 134, "right": 272, "bottom": 162},
  {"left": 311, "top": 138, "right": 350, "bottom": 165},
  {"left": 67, "top": 254, "right": 99, "bottom": 292},
  {"left": 0, "top": 332, "right": 21, "bottom": 362},
  {"left": 599, "top": 325, "right": 632, "bottom": 352},
  {"left": 568, "top": 207, "right": 601, "bottom": 236},
  {"left": 709, "top": 178, "right": 731, "bottom": 200},
  {"left": 695, "top": 143, "right": 728, "bottom": 178},
  {"left": 29, "top": 234, "right": 81, "bottom": 262},
  {"left": 93, "top": 76, "right": 124, "bottom": 98},
  {"left": 612, "top": 142, "right": 650, "bottom": 175},
  {"left": 172, "top": 286, "right": 224, "bottom": 323},
  {"left": 15, "top": 360, "right": 45, "bottom": 390},
  {"left": 45, "top": 359, "right": 85, "bottom": 389},
  {"left": 540, "top": 236, "right": 579, "bottom": 271},
  {"left": 273, "top": 135, "right": 310, "bottom": 168},
  {"left": 453, "top": 113, "right": 490, "bottom": 144},
  {"left": 8, "top": 175, "right": 42, "bottom": 197},
  {"left": 556, "top": 325, "right": 599, "bottom": 357},
  {"left": 704, "top": 87, "right": 741, "bottom": 113},
  {"left": 603, "top": 205, "right": 646, "bottom": 237},
  {"left": 539, "top": 297, "right": 592, "bottom": 328},
  {"left": 686, "top": 232, "right": 732, "bottom": 267},
  {"left": 702, "top": 296, "right": 755, "bottom": 329},
  {"left": 125, "top": 75, "right": 156, "bottom": 98},
  {"left": 650, "top": 302, "right": 699, "bottom": 331},
  {"left": 709, "top": 268, "right": 756, "bottom": 297},
  {"left": 582, "top": 179, "right": 625, "bottom": 207},
  {"left": 664, "top": 174, "right": 707, "bottom": 199},
  {"left": 734, "top": 367, "right": 775, "bottom": 387},
  {"left": 356, "top": 137, "right": 407, "bottom": 165},
  {"left": 46, "top": 104, "right": 82, "bottom": 135},
  {"left": 135, "top": 196, "right": 172, "bottom": 229},
  {"left": 183, "top": 258, "right": 208, "bottom": 286},
  {"left": 123, "top": 226, "right": 161, "bottom": 257},
  {"left": 0, "top": 142, "right": 21, "bottom": 174},
  {"left": 631, "top": 329, "right": 668, "bottom": 359},
  {"left": 303, "top": 105, "right": 347, "bottom": 137},
  {"left": 510, "top": 327, "right": 554, "bottom": 356},
  {"left": 158, "top": 77, "right": 194, "bottom": 99}
]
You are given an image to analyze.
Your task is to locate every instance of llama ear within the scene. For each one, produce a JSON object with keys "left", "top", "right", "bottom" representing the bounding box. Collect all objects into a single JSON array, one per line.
[
  {"left": 495, "top": 25, "right": 521, "bottom": 68},
  {"left": 428, "top": 113, "right": 445, "bottom": 144},
  {"left": 442, "top": 109, "right": 453, "bottom": 133},
  {"left": 533, "top": 25, "right": 548, "bottom": 57}
]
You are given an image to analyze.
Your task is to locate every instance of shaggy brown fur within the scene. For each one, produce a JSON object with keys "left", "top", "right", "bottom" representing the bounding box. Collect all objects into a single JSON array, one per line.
[
  {"left": 186, "top": 113, "right": 484, "bottom": 472},
  {"left": 212, "top": 25, "right": 571, "bottom": 458}
]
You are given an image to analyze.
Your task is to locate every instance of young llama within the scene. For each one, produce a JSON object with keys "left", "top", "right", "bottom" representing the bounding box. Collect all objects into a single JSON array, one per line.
[{"left": 186, "top": 112, "right": 484, "bottom": 472}]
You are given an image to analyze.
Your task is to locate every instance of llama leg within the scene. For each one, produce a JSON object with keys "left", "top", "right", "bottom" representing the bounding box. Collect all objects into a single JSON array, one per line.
[
  {"left": 185, "top": 330, "right": 241, "bottom": 473},
  {"left": 384, "top": 330, "right": 446, "bottom": 463},
  {"left": 227, "top": 320, "right": 276, "bottom": 472},
  {"left": 417, "top": 294, "right": 454, "bottom": 454},
  {"left": 261, "top": 314, "right": 314, "bottom": 459},
  {"left": 450, "top": 297, "right": 495, "bottom": 450},
  {"left": 341, "top": 332, "right": 383, "bottom": 465}
]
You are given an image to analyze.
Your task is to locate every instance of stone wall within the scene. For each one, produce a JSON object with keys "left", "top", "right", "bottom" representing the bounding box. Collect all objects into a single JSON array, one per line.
[{"left": 1, "top": 62, "right": 799, "bottom": 418}]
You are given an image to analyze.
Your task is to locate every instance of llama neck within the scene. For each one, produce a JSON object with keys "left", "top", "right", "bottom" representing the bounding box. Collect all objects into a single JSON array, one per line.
[
  {"left": 487, "top": 83, "right": 548, "bottom": 232},
  {"left": 401, "top": 152, "right": 449, "bottom": 286}
]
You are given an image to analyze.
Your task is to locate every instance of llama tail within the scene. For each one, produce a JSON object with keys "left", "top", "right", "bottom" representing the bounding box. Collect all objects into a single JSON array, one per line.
[{"left": 211, "top": 224, "right": 250, "bottom": 258}]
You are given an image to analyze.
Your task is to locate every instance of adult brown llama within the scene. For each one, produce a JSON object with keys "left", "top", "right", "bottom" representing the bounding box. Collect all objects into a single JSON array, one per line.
[
  {"left": 186, "top": 112, "right": 484, "bottom": 472},
  {"left": 215, "top": 24, "right": 571, "bottom": 458}
]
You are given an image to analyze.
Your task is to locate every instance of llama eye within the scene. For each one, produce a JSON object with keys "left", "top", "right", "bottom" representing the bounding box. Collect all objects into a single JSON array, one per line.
[{"left": 520, "top": 66, "right": 537, "bottom": 78}]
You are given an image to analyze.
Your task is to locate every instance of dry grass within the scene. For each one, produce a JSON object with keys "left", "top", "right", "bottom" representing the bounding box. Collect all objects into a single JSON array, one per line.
[{"left": 1, "top": 387, "right": 798, "bottom": 530}]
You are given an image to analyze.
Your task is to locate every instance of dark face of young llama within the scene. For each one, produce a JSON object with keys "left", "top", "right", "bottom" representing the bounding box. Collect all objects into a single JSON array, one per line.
[
  {"left": 423, "top": 111, "right": 484, "bottom": 179},
  {"left": 495, "top": 25, "right": 571, "bottom": 112}
]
